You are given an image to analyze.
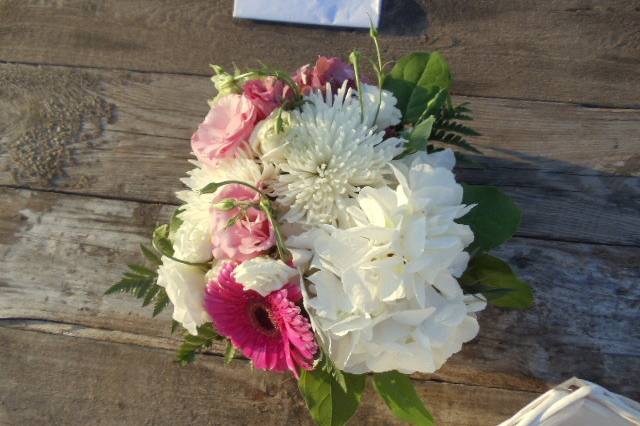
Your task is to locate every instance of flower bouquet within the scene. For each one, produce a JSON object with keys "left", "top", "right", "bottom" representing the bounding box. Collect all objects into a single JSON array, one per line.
[{"left": 107, "top": 27, "right": 533, "bottom": 425}]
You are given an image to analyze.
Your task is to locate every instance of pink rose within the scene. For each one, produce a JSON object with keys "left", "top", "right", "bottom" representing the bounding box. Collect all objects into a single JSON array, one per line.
[
  {"left": 210, "top": 184, "right": 275, "bottom": 262},
  {"left": 243, "top": 77, "right": 293, "bottom": 120},
  {"left": 293, "top": 56, "right": 356, "bottom": 95},
  {"left": 191, "top": 94, "right": 257, "bottom": 165}
]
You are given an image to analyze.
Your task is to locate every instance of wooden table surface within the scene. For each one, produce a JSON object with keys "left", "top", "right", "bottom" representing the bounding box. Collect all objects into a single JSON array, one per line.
[{"left": 0, "top": 1, "right": 639, "bottom": 425}]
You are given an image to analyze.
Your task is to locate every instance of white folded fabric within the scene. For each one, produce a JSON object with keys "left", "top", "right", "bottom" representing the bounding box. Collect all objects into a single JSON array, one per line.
[
  {"left": 500, "top": 377, "right": 640, "bottom": 426},
  {"left": 233, "top": 0, "right": 381, "bottom": 28}
]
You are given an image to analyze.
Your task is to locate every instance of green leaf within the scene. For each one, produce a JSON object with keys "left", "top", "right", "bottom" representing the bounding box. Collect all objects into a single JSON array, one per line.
[
  {"left": 171, "top": 320, "right": 181, "bottom": 334},
  {"left": 169, "top": 208, "right": 184, "bottom": 238},
  {"left": 458, "top": 185, "right": 521, "bottom": 253},
  {"left": 421, "top": 88, "right": 448, "bottom": 121},
  {"left": 460, "top": 254, "right": 534, "bottom": 309},
  {"left": 200, "top": 182, "right": 223, "bottom": 194},
  {"left": 152, "top": 224, "right": 174, "bottom": 257},
  {"left": 126, "top": 263, "right": 156, "bottom": 277},
  {"left": 224, "top": 340, "right": 236, "bottom": 364},
  {"left": 397, "top": 116, "right": 435, "bottom": 159},
  {"left": 142, "top": 283, "right": 160, "bottom": 307},
  {"left": 318, "top": 351, "right": 347, "bottom": 393},
  {"left": 176, "top": 323, "right": 223, "bottom": 365},
  {"left": 298, "top": 368, "right": 366, "bottom": 426},
  {"left": 140, "top": 244, "right": 162, "bottom": 266},
  {"left": 383, "top": 52, "right": 452, "bottom": 124},
  {"left": 373, "top": 371, "right": 435, "bottom": 426},
  {"left": 152, "top": 288, "right": 170, "bottom": 317}
]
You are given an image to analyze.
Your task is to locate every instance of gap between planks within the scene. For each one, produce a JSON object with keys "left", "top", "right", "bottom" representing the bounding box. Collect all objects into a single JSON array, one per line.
[{"left": 0, "top": 317, "right": 545, "bottom": 396}]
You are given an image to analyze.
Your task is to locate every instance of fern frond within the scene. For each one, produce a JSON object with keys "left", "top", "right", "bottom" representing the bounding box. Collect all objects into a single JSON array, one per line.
[
  {"left": 152, "top": 288, "right": 170, "bottom": 317},
  {"left": 431, "top": 129, "right": 481, "bottom": 154},
  {"left": 105, "top": 275, "right": 154, "bottom": 295},
  {"left": 176, "top": 323, "right": 224, "bottom": 366},
  {"left": 436, "top": 120, "right": 481, "bottom": 136}
]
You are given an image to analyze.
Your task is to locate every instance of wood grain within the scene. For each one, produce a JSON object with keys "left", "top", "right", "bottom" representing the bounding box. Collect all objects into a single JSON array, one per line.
[
  {"left": 0, "top": 327, "right": 540, "bottom": 426},
  {"left": 0, "top": 1, "right": 638, "bottom": 106},
  {"left": 1, "top": 64, "right": 638, "bottom": 246},
  {"left": 1, "top": 187, "right": 638, "bottom": 399}
]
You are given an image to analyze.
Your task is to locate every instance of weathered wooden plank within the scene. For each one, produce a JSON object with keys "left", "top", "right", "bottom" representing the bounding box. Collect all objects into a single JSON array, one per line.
[
  {"left": 3, "top": 63, "right": 638, "bottom": 177},
  {"left": 0, "top": 1, "right": 638, "bottom": 106},
  {"left": 0, "top": 327, "right": 539, "bottom": 426},
  {"left": 1, "top": 188, "right": 638, "bottom": 398},
  {"left": 1, "top": 64, "right": 638, "bottom": 245}
]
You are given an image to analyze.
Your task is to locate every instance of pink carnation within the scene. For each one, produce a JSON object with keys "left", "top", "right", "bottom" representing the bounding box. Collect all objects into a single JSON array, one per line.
[
  {"left": 243, "top": 77, "right": 293, "bottom": 120},
  {"left": 205, "top": 262, "right": 318, "bottom": 377},
  {"left": 210, "top": 184, "right": 275, "bottom": 262},
  {"left": 191, "top": 94, "right": 257, "bottom": 165},
  {"left": 293, "top": 56, "right": 356, "bottom": 95}
]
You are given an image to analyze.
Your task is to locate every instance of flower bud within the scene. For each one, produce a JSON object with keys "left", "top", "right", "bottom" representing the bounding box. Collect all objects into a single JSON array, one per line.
[
  {"left": 249, "top": 110, "right": 291, "bottom": 162},
  {"left": 212, "top": 199, "right": 237, "bottom": 211},
  {"left": 208, "top": 65, "right": 242, "bottom": 106}
]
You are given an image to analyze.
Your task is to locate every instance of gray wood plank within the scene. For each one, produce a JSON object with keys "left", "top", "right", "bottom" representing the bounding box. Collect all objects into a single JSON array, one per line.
[
  {"left": 1, "top": 187, "right": 638, "bottom": 398},
  {"left": 0, "top": 1, "right": 638, "bottom": 106},
  {"left": 1, "top": 64, "right": 638, "bottom": 246},
  {"left": 0, "top": 327, "right": 540, "bottom": 426}
]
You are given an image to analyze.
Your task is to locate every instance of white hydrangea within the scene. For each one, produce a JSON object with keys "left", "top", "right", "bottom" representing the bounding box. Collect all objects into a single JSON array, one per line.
[
  {"left": 273, "top": 82, "right": 405, "bottom": 225},
  {"left": 359, "top": 83, "right": 402, "bottom": 131},
  {"left": 232, "top": 256, "right": 298, "bottom": 296},
  {"left": 288, "top": 149, "right": 485, "bottom": 374}
]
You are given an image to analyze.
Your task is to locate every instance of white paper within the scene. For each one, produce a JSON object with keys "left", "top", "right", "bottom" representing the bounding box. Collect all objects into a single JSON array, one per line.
[
  {"left": 500, "top": 378, "right": 640, "bottom": 426},
  {"left": 233, "top": 0, "right": 381, "bottom": 28}
]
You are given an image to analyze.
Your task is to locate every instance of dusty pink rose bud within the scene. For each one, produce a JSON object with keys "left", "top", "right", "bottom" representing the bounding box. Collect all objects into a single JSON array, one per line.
[
  {"left": 293, "top": 56, "right": 356, "bottom": 95},
  {"left": 243, "top": 77, "right": 293, "bottom": 120},
  {"left": 191, "top": 94, "right": 257, "bottom": 165},
  {"left": 210, "top": 184, "right": 275, "bottom": 262}
]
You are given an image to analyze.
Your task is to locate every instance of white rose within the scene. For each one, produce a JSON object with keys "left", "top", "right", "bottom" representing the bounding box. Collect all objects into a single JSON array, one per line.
[
  {"left": 157, "top": 257, "right": 211, "bottom": 335},
  {"left": 232, "top": 256, "right": 298, "bottom": 296}
]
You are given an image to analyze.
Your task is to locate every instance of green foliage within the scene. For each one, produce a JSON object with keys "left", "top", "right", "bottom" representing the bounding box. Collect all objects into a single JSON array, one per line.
[
  {"left": 169, "top": 207, "right": 184, "bottom": 239},
  {"left": 383, "top": 52, "right": 452, "bottom": 125},
  {"left": 176, "top": 323, "right": 224, "bottom": 366},
  {"left": 152, "top": 224, "right": 174, "bottom": 257},
  {"left": 224, "top": 340, "right": 237, "bottom": 364},
  {"left": 430, "top": 100, "right": 480, "bottom": 154},
  {"left": 384, "top": 51, "right": 480, "bottom": 155},
  {"left": 317, "top": 350, "right": 348, "bottom": 392},
  {"left": 460, "top": 254, "right": 534, "bottom": 309},
  {"left": 152, "top": 288, "right": 170, "bottom": 317},
  {"left": 105, "top": 244, "right": 172, "bottom": 317},
  {"left": 373, "top": 371, "right": 435, "bottom": 426},
  {"left": 140, "top": 244, "right": 161, "bottom": 266},
  {"left": 397, "top": 116, "right": 435, "bottom": 159},
  {"left": 458, "top": 185, "right": 522, "bottom": 255},
  {"left": 200, "top": 181, "right": 224, "bottom": 194},
  {"left": 298, "top": 367, "right": 366, "bottom": 426}
]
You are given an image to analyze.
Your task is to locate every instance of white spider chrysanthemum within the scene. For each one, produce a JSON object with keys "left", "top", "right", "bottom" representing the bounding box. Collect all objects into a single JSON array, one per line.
[
  {"left": 288, "top": 149, "right": 485, "bottom": 374},
  {"left": 273, "top": 83, "right": 405, "bottom": 225}
]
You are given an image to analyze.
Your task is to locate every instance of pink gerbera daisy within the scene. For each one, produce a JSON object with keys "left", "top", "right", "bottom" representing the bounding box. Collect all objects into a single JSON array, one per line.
[{"left": 204, "top": 262, "right": 318, "bottom": 377}]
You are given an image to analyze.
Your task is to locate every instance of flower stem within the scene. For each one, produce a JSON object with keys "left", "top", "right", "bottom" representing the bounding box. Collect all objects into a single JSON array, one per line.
[
  {"left": 349, "top": 50, "right": 366, "bottom": 123},
  {"left": 259, "top": 198, "right": 293, "bottom": 264},
  {"left": 152, "top": 240, "right": 212, "bottom": 272}
]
